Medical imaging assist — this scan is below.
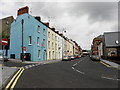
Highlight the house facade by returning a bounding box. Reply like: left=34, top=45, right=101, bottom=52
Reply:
left=0, top=16, right=14, bottom=54
left=9, top=7, right=47, bottom=61
left=47, top=28, right=56, bottom=60
left=103, top=32, right=120, bottom=60
left=55, top=31, right=62, bottom=60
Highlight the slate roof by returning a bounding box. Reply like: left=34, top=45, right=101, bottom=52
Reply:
left=104, top=32, right=120, bottom=47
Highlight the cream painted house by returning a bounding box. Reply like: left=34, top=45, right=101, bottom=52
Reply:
left=47, top=28, right=56, bottom=60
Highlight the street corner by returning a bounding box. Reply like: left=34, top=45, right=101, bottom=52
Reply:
left=4, top=67, right=24, bottom=89
left=1, top=66, right=19, bottom=89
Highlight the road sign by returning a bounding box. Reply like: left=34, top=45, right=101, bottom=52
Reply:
left=1, top=38, right=8, bottom=45
left=23, top=46, right=26, bottom=51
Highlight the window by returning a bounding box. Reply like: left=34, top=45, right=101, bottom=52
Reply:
left=43, top=29, right=45, bottom=33
left=42, top=39, right=45, bottom=47
left=37, top=25, right=40, bottom=33
left=48, top=32, right=50, bottom=38
left=55, top=36, right=57, bottom=41
left=28, top=36, right=32, bottom=45
left=6, top=20, right=8, bottom=23
left=37, top=37, right=40, bottom=45
left=38, top=50, right=40, bottom=59
left=52, top=34, right=53, bottom=40
left=49, top=51, right=51, bottom=59
left=48, top=41, right=50, bottom=49
left=52, top=42, right=54, bottom=49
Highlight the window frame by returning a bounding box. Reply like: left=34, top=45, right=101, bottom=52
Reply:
left=28, top=36, right=32, bottom=45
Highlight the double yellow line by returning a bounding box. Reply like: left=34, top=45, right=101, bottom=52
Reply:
left=4, top=67, right=24, bottom=89
left=100, top=61, right=111, bottom=67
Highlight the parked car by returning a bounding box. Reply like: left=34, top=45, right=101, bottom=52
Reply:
left=90, top=55, right=100, bottom=61
left=70, top=56, right=75, bottom=60
left=0, top=52, right=9, bottom=62
left=62, top=56, right=71, bottom=61
left=74, top=55, right=81, bottom=59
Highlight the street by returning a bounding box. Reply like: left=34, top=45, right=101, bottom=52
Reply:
left=9, top=56, right=119, bottom=88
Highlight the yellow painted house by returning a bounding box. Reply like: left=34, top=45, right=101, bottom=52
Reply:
left=47, top=28, right=56, bottom=60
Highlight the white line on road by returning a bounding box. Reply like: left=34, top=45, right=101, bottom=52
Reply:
left=101, top=76, right=120, bottom=81
left=73, top=63, right=77, bottom=67
left=72, top=59, right=85, bottom=75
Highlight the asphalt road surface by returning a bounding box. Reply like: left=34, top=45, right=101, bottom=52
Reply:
left=13, top=56, right=119, bottom=88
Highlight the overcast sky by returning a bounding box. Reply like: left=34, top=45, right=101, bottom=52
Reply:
left=0, top=0, right=119, bottom=50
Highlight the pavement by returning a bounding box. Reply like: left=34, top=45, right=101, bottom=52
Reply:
left=0, top=66, right=18, bottom=89
left=100, top=59, right=120, bottom=70
left=8, top=59, right=61, bottom=64
left=0, top=59, right=62, bottom=89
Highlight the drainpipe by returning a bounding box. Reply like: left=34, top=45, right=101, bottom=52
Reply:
left=21, top=19, right=24, bottom=62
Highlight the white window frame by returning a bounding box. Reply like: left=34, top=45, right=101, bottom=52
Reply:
left=38, top=50, right=40, bottom=59
left=37, top=25, right=40, bottom=33
left=28, top=36, right=32, bottom=45
left=37, top=37, right=40, bottom=45
left=48, top=41, right=50, bottom=49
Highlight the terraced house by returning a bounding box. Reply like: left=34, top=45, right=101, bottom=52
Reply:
left=9, top=6, right=82, bottom=61
left=9, top=6, right=47, bottom=61
left=47, top=27, right=56, bottom=60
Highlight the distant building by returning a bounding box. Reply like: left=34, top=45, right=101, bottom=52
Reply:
left=0, top=16, right=14, bottom=55
left=91, top=32, right=120, bottom=60
left=91, top=35, right=104, bottom=56
left=9, top=6, right=47, bottom=61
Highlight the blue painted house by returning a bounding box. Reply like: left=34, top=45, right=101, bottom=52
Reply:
left=9, top=6, right=48, bottom=61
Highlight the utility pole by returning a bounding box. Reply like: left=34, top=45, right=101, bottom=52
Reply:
left=22, top=19, right=24, bottom=62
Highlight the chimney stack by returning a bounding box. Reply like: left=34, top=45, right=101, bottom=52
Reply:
left=17, top=6, right=29, bottom=16
left=44, top=22, right=49, bottom=27
left=35, top=16, right=41, bottom=22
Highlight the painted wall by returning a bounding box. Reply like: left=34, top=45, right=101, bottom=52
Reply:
left=9, top=13, right=47, bottom=61
left=47, top=28, right=56, bottom=60
left=55, top=33, right=62, bottom=60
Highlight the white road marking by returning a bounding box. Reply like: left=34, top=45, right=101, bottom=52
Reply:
left=76, top=69, right=85, bottom=74
left=102, top=76, right=120, bottom=81
left=72, top=59, right=85, bottom=75
left=32, top=64, right=35, bottom=67
left=25, top=66, right=28, bottom=69
left=73, top=63, right=77, bottom=67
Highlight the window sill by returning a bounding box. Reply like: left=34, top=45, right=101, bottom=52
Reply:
left=37, top=45, right=40, bottom=46
left=28, top=44, right=32, bottom=46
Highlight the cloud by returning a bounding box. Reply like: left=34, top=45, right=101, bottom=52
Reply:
left=0, top=1, right=118, bottom=49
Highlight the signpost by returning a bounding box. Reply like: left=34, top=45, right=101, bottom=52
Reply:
left=23, top=46, right=26, bottom=53
left=1, top=38, right=8, bottom=45
left=1, top=38, right=8, bottom=69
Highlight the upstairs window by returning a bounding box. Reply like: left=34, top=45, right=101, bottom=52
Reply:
left=37, top=37, right=40, bottom=45
left=48, top=41, right=50, bottom=49
left=28, top=36, right=32, bottom=45
left=48, top=32, right=50, bottom=38
left=37, top=25, right=40, bottom=33
left=43, top=29, right=45, bottom=35
left=38, top=50, right=40, bottom=59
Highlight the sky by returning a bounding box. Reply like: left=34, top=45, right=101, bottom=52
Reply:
left=0, top=0, right=119, bottom=50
